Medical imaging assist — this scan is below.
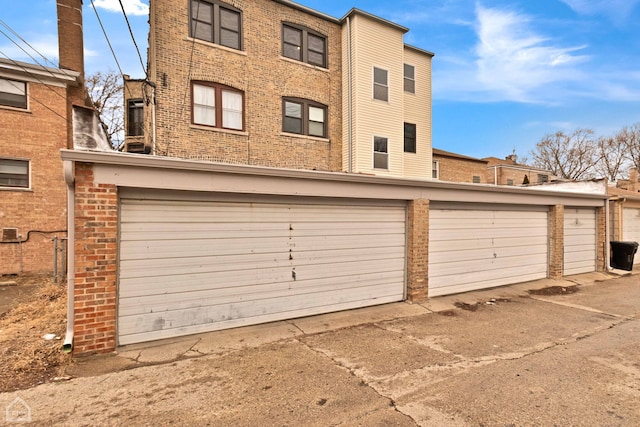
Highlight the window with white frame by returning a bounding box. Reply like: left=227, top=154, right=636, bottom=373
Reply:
left=432, top=160, right=439, bottom=179
left=0, top=159, right=29, bottom=188
left=192, top=82, right=244, bottom=130
left=404, top=64, right=415, bottom=94
left=190, top=0, right=242, bottom=50
left=373, top=67, right=388, bottom=101
left=373, top=136, right=388, bottom=169
left=0, top=78, right=27, bottom=109
left=282, top=98, right=327, bottom=138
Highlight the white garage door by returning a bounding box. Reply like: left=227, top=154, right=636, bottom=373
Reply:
left=429, top=205, right=548, bottom=297
left=118, top=197, right=406, bottom=345
left=622, top=208, right=640, bottom=265
left=564, top=208, right=597, bottom=275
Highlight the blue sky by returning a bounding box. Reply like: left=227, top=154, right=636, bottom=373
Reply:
left=2, top=0, right=639, bottom=160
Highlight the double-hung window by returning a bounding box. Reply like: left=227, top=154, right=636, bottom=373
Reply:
left=192, top=82, right=244, bottom=130
left=127, top=99, right=144, bottom=136
left=190, top=0, right=242, bottom=50
left=0, top=159, right=29, bottom=188
left=404, top=64, right=415, bottom=94
left=373, top=67, right=388, bottom=102
left=0, top=78, right=27, bottom=109
left=282, top=98, right=327, bottom=138
left=432, top=161, right=439, bottom=179
left=373, top=136, right=389, bottom=169
left=282, top=23, right=327, bottom=68
left=404, top=123, right=416, bottom=153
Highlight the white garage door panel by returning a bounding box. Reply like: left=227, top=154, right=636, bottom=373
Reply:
left=118, top=199, right=406, bottom=345
left=564, top=208, right=596, bottom=275
left=623, top=208, right=640, bottom=264
left=429, top=208, right=548, bottom=297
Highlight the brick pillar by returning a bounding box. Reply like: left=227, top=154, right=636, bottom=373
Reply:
left=73, top=163, right=118, bottom=355
left=596, top=206, right=606, bottom=272
left=406, top=199, right=429, bottom=301
left=548, top=205, right=564, bottom=279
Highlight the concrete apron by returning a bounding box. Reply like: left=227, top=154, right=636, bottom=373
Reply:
left=73, top=271, right=621, bottom=368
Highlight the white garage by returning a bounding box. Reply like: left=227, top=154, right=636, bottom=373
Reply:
left=429, top=204, right=549, bottom=297
left=117, top=194, right=406, bottom=345
left=622, top=208, right=640, bottom=265
left=564, top=208, right=597, bottom=275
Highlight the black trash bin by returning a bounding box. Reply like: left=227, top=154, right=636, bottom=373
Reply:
left=610, top=241, right=639, bottom=271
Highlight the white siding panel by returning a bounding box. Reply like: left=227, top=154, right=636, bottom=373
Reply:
left=429, top=209, right=548, bottom=296
left=564, top=208, right=596, bottom=275
left=118, top=199, right=406, bottom=345
left=622, top=208, right=640, bottom=265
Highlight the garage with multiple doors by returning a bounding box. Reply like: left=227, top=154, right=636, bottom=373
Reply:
left=117, top=192, right=407, bottom=345
left=428, top=203, right=549, bottom=297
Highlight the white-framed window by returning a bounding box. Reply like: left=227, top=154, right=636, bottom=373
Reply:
left=0, top=158, right=29, bottom=188
left=373, top=67, right=388, bottom=102
left=373, top=136, right=388, bottom=169
left=0, top=78, right=27, bottom=109
left=432, top=160, right=439, bottom=179
left=190, top=0, right=242, bottom=50
left=404, top=64, right=415, bottom=94
left=192, top=81, right=244, bottom=130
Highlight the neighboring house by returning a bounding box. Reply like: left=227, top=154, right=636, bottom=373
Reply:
left=615, top=167, right=640, bottom=193
left=484, top=155, right=557, bottom=186
left=122, top=0, right=434, bottom=179
left=432, top=148, right=488, bottom=183
left=0, top=0, right=89, bottom=276
left=610, top=169, right=640, bottom=267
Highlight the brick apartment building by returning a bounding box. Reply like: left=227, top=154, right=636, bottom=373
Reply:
left=123, top=0, right=434, bottom=179
left=432, top=148, right=488, bottom=183
left=0, top=0, right=89, bottom=276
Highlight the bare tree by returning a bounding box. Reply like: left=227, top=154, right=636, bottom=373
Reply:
left=85, top=70, right=124, bottom=147
left=619, top=123, right=640, bottom=171
left=530, top=129, right=597, bottom=180
left=594, top=134, right=630, bottom=181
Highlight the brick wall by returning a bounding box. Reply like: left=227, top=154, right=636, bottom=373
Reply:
left=406, top=199, right=429, bottom=300
left=596, top=206, right=606, bottom=271
left=0, top=82, right=68, bottom=275
left=548, top=205, right=564, bottom=279
left=149, top=0, right=342, bottom=171
left=72, top=163, right=118, bottom=355
left=435, top=155, right=487, bottom=183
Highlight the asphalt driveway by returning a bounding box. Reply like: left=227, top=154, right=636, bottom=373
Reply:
left=2, top=272, right=639, bottom=426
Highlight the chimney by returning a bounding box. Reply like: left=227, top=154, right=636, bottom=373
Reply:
left=630, top=168, right=639, bottom=192
left=57, top=0, right=90, bottom=148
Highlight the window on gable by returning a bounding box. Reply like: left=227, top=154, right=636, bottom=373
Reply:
left=373, top=136, right=388, bottom=169
left=282, top=98, right=327, bottom=138
left=282, top=23, right=327, bottom=68
left=192, top=81, right=244, bottom=130
left=404, top=64, right=415, bottom=94
left=0, top=78, right=27, bottom=109
left=190, top=0, right=242, bottom=50
left=0, top=159, right=29, bottom=188
left=432, top=160, right=439, bottom=179
left=404, top=123, right=416, bottom=153
left=127, top=99, right=144, bottom=136
left=373, top=67, right=388, bottom=101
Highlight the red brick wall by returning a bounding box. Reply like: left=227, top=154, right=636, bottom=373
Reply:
left=406, top=199, right=429, bottom=300
left=72, top=163, right=118, bottom=355
left=548, top=205, right=564, bottom=279
left=434, top=155, right=487, bottom=184
left=0, top=82, right=68, bottom=275
left=596, top=206, right=606, bottom=272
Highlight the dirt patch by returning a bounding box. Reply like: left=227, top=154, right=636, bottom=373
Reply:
left=0, top=276, right=72, bottom=392
left=454, top=302, right=480, bottom=312
left=453, top=298, right=512, bottom=312
left=437, top=309, right=458, bottom=317
left=528, top=285, right=579, bottom=296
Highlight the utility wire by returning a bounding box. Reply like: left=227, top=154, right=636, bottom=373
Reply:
left=0, top=19, right=59, bottom=69
left=117, top=0, right=147, bottom=77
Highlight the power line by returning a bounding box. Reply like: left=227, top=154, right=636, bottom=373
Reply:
left=117, top=0, right=147, bottom=77
left=0, top=19, right=58, bottom=69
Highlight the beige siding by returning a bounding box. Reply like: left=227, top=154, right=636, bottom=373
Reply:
left=402, top=47, right=432, bottom=179
left=348, top=14, right=405, bottom=177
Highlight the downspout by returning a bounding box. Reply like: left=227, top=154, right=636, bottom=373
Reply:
left=494, top=166, right=497, bottom=185
left=346, top=16, right=353, bottom=173
left=62, top=160, right=75, bottom=353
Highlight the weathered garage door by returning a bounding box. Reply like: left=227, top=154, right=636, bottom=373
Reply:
left=118, top=197, right=406, bottom=345
left=564, top=208, right=597, bottom=275
left=622, top=208, right=640, bottom=265
left=429, top=205, right=548, bottom=297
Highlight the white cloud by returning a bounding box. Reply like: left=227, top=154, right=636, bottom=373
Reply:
left=92, top=0, right=149, bottom=16
left=559, top=0, right=640, bottom=22
left=473, top=5, right=590, bottom=102
left=0, top=38, right=59, bottom=66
